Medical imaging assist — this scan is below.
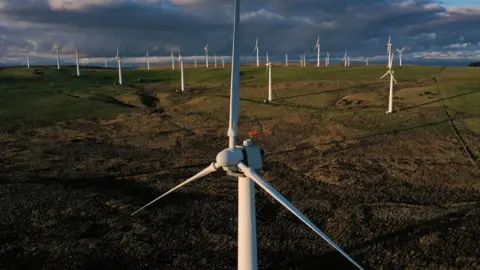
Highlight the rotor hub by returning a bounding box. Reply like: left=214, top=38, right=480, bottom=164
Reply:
left=216, top=148, right=244, bottom=171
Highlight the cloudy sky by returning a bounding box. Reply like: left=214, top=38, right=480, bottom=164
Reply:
left=0, top=0, right=479, bottom=65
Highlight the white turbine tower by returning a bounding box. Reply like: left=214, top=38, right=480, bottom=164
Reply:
left=396, top=47, right=405, bottom=67
left=314, top=34, right=321, bottom=67
left=300, top=54, right=303, bottom=67
left=178, top=52, right=185, bottom=92
left=254, top=38, right=260, bottom=67
left=266, top=52, right=269, bottom=64
left=25, top=49, right=30, bottom=68
left=381, top=48, right=397, bottom=114
left=194, top=54, right=197, bottom=68
left=215, top=54, right=218, bottom=68
left=285, top=53, right=288, bottom=67
left=146, top=49, right=150, bottom=70
left=343, top=51, right=347, bottom=67
left=53, top=44, right=61, bottom=70
left=131, top=1, right=364, bottom=270
left=222, top=56, right=225, bottom=68
left=326, top=53, right=330, bottom=67
left=104, top=59, right=108, bottom=68
left=116, top=45, right=123, bottom=85
left=170, top=48, right=175, bottom=70
left=365, top=57, right=369, bottom=66
left=303, top=54, right=306, bottom=67
left=73, top=48, right=80, bottom=76
left=265, top=61, right=272, bottom=102
left=347, top=56, right=351, bottom=67
left=204, top=44, right=209, bottom=68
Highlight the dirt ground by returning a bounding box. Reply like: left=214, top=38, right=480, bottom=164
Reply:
left=1, top=96, right=480, bottom=270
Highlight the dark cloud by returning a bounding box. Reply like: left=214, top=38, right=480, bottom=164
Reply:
left=0, top=0, right=479, bottom=64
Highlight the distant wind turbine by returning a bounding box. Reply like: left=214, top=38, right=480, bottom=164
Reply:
left=222, top=56, right=225, bottom=68
left=347, top=56, right=351, bottom=67
left=381, top=43, right=397, bottom=114
left=254, top=38, right=260, bottom=67
left=178, top=52, right=185, bottom=92
left=314, top=34, right=321, bottom=67
left=387, top=36, right=392, bottom=67
left=53, top=43, right=61, bottom=70
left=215, top=54, right=217, bottom=68
left=104, top=59, right=108, bottom=68
left=285, top=53, right=288, bottom=67
left=303, top=54, right=306, bottom=67
left=25, top=49, right=30, bottom=68
left=396, top=47, right=405, bottom=67
left=170, top=48, right=175, bottom=70
left=265, top=61, right=272, bottom=102
left=266, top=52, right=269, bottom=64
left=326, top=53, right=330, bottom=67
left=204, top=44, right=209, bottom=68
left=342, top=51, right=347, bottom=67
left=145, top=49, right=150, bottom=70
left=116, top=45, right=123, bottom=85
left=194, top=54, right=197, bottom=68
left=365, top=57, right=369, bottom=66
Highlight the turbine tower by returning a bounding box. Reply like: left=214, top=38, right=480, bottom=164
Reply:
left=326, top=53, right=330, bottom=67
left=365, top=57, right=369, bottom=66
left=178, top=52, right=185, bottom=92
left=222, top=56, right=225, bottom=68
left=170, top=48, right=175, bottom=70
left=343, top=51, right=347, bottom=67
left=347, top=56, right=351, bottom=67
left=146, top=49, right=150, bottom=70
left=300, top=54, right=303, bottom=67
left=253, top=38, right=260, bottom=67
left=104, top=59, right=108, bottom=68
left=73, top=48, right=80, bottom=76
left=396, top=47, right=405, bottom=67
left=266, top=52, right=269, bottom=64
left=204, top=44, right=209, bottom=68
left=25, top=49, right=30, bottom=68
left=215, top=54, right=217, bottom=68
left=303, top=54, right=306, bottom=67
left=53, top=44, right=61, bottom=70
left=314, top=34, right=321, bottom=67
left=194, top=54, right=197, bottom=68
left=381, top=47, right=397, bottom=114
left=131, top=1, right=364, bottom=270
left=116, top=45, right=123, bottom=85
left=265, top=61, right=272, bottom=102
left=285, top=53, right=288, bottom=67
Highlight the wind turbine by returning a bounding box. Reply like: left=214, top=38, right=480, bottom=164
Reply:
left=396, top=47, right=405, bottom=67
left=300, top=54, right=303, bottom=67
left=326, top=53, right=330, bottom=67
left=25, top=49, right=30, bottom=68
left=73, top=48, right=80, bottom=76
left=342, top=51, right=347, bottom=67
left=266, top=52, right=269, bottom=64
left=265, top=61, right=272, bottom=102
left=146, top=49, right=150, bottom=70
left=104, top=59, right=108, bottom=68
left=303, top=54, right=306, bottom=67
left=215, top=54, right=218, bottom=68
left=204, top=44, right=209, bottom=68
left=170, top=48, right=175, bottom=70
left=53, top=43, right=61, bottom=70
left=347, top=56, right=351, bottom=67
left=253, top=38, right=260, bottom=67
left=314, top=34, right=321, bottom=67
left=116, top=45, right=123, bottom=85
left=194, top=54, right=197, bottom=68
left=222, top=56, right=225, bottom=68
left=381, top=49, right=397, bottom=114
left=365, top=57, right=369, bottom=66
left=131, top=1, right=364, bottom=270
left=285, top=53, right=288, bottom=67
left=178, top=52, right=185, bottom=92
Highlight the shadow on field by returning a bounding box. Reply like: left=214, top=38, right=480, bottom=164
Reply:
left=395, top=89, right=480, bottom=112
left=268, top=115, right=476, bottom=157
left=275, top=82, right=384, bottom=101
left=263, top=250, right=360, bottom=270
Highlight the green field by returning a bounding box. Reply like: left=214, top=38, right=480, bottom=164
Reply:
left=1, top=64, right=480, bottom=269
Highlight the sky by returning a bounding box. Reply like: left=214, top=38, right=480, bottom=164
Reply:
left=0, top=0, right=479, bottom=65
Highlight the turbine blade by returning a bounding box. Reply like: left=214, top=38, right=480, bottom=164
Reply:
left=238, top=163, right=363, bottom=270
left=392, top=75, right=398, bottom=84
left=131, top=162, right=218, bottom=216
left=116, top=46, right=119, bottom=57
left=380, top=72, right=389, bottom=80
